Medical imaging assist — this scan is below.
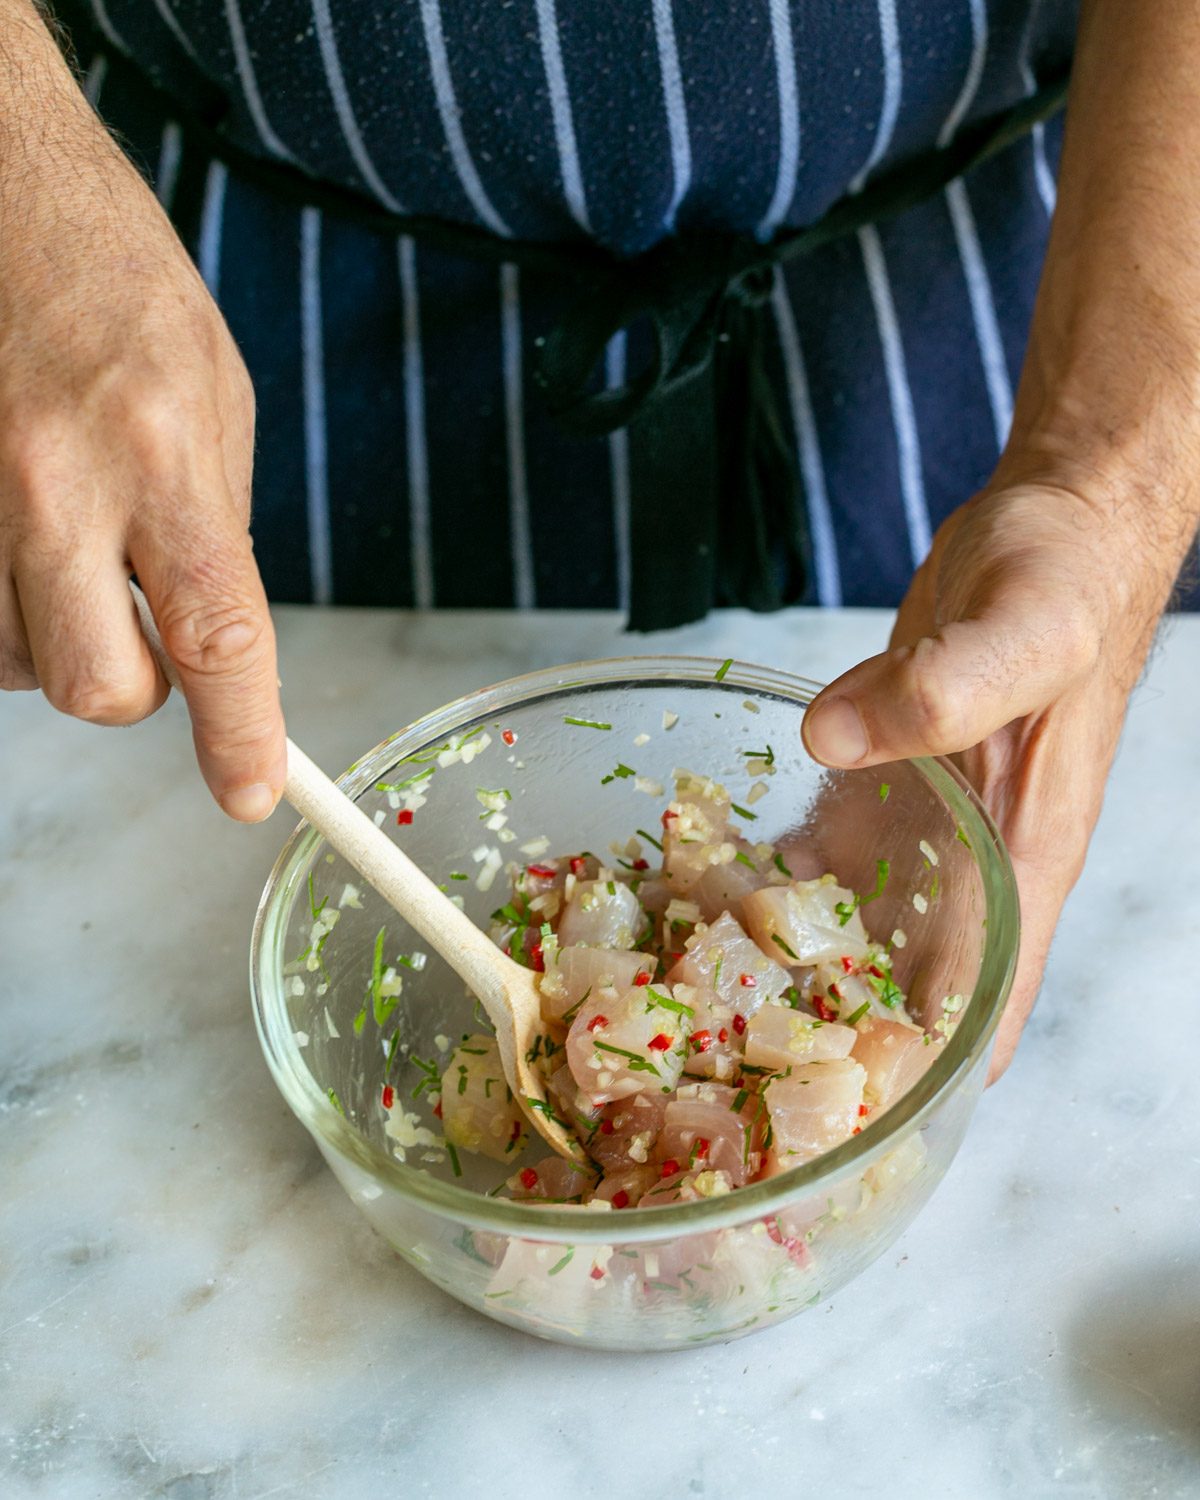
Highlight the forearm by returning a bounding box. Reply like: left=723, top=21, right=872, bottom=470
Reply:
left=1004, top=0, right=1200, bottom=595
left=0, top=1, right=143, bottom=262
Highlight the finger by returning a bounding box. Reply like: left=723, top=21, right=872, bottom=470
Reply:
left=132, top=506, right=285, bottom=822
left=15, top=541, right=168, bottom=723
left=986, top=851, right=1063, bottom=1084
left=0, top=571, right=38, bottom=691
left=801, top=600, right=1098, bottom=768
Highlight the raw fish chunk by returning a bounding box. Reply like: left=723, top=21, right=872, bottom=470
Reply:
left=851, top=1017, right=938, bottom=1111
left=806, top=952, right=908, bottom=1025
left=662, top=770, right=734, bottom=893
left=589, top=1164, right=659, bottom=1207
left=638, top=1167, right=735, bottom=1207
left=440, top=1036, right=527, bottom=1162
left=763, top=1059, right=867, bottom=1165
left=677, top=910, right=790, bottom=1013
left=743, top=876, right=872, bottom=967
left=538, top=945, right=649, bottom=1025
left=545, top=1062, right=604, bottom=1138
left=589, top=1091, right=670, bottom=1171
left=558, top=878, right=646, bottom=950
left=677, top=986, right=742, bottom=1083
left=656, top=1082, right=764, bottom=1187
left=688, top=838, right=777, bottom=924
left=506, top=1154, right=597, bottom=1203
left=743, top=1006, right=857, bottom=1070
left=566, top=984, right=693, bottom=1104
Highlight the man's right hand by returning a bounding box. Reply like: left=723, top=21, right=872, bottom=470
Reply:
left=0, top=0, right=285, bottom=821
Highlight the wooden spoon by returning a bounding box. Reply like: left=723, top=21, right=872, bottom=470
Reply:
left=132, top=586, right=586, bottom=1165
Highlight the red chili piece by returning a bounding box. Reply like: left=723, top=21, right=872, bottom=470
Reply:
left=529, top=942, right=545, bottom=972
left=738, top=973, right=757, bottom=989
left=589, top=1266, right=606, bottom=1281
left=396, top=809, right=413, bottom=825
left=632, top=858, right=650, bottom=872
left=660, top=1158, right=680, bottom=1177
left=381, top=1085, right=395, bottom=1109
left=812, top=995, right=838, bottom=1023
left=510, top=1119, right=522, bottom=1140
left=858, top=1104, right=870, bottom=1117
left=526, top=863, right=557, bottom=879
left=501, top=728, right=516, bottom=746
left=433, top=1100, right=443, bottom=1118
left=611, top=1189, right=630, bottom=1209
left=732, top=1013, right=747, bottom=1036
left=633, top=972, right=651, bottom=987
left=661, top=809, right=678, bottom=828
left=694, top=1137, right=710, bottom=1158
left=587, top=1014, right=609, bottom=1033
left=868, top=965, right=885, bottom=979
left=519, top=1168, right=539, bottom=1190
left=841, top=955, right=855, bottom=974
left=829, top=982, right=843, bottom=1001
left=690, top=1029, right=713, bottom=1053
left=569, top=856, right=587, bottom=875
left=598, top=1118, right=614, bottom=1135
left=852, top=1126, right=862, bottom=1135
left=647, top=1033, right=673, bottom=1051
left=717, top=1027, right=729, bottom=1043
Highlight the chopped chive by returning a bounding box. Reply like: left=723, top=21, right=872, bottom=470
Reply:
left=449, top=872, right=469, bottom=881
left=646, top=989, right=695, bottom=1018
left=524, top=1096, right=572, bottom=1128
left=384, top=1030, right=402, bottom=1078
left=879, top=782, right=891, bottom=803
left=307, top=870, right=326, bottom=922
left=845, top=1000, right=871, bottom=1026
left=731, top=1088, right=750, bottom=1113
left=600, top=763, right=637, bottom=785
left=861, top=858, right=891, bottom=906
left=771, top=933, right=799, bottom=960
left=352, top=1004, right=367, bottom=1036
left=734, top=852, right=757, bottom=871
left=730, top=803, right=758, bottom=821
left=636, top=827, right=664, bottom=852
left=548, top=1248, right=576, bottom=1276
left=956, top=825, right=973, bottom=850
left=410, top=1056, right=441, bottom=1098
left=375, top=765, right=436, bottom=793
left=773, top=853, right=792, bottom=878
left=740, top=745, right=775, bottom=766
left=446, top=1142, right=463, bottom=1177
left=593, top=1040, right=662, bottom=1076
left=714, top=658, right=733, bottom=681
left=327, top=1087, right=345, bottom=1116
left=564, top=717, right=612, bottom=730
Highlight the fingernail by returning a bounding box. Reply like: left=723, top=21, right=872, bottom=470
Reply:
left=804, top=697, right=868, bottom=766
left=220, top=782, right=276, bottom=822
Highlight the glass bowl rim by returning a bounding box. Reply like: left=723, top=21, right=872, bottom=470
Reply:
left=250, top=654, right=1018, bottom=1243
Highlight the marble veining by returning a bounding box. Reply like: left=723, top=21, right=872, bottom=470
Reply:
left=2, top=607, right=1198, bottom=1499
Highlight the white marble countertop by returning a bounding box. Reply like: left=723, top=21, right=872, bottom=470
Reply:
left=2, top=606, right=1198, bottom=1500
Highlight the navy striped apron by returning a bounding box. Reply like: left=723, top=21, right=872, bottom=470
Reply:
left=49, top=3, right=1197, bottom=615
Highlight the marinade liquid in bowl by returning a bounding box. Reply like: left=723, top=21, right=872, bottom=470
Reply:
left=250, top=657, right=1017, bottom=1351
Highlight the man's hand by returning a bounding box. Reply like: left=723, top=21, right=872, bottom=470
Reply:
left=804, top=0, right=1200, bottom=1077
left=802, top=481, right=1167, bottom=1079
left=0, top=0, right=284, bottom=820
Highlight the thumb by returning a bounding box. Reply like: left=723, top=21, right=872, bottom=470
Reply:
left=802, top=608, right=1095, bottom=767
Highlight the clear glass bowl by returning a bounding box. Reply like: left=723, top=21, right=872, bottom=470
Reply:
left=250, top=657, right=1017, bottom=1351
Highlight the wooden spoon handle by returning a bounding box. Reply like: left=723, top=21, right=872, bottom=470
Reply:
left=129, top=583, right=515, bottom=1019
left=282, top=741, right=513, bottom=1007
